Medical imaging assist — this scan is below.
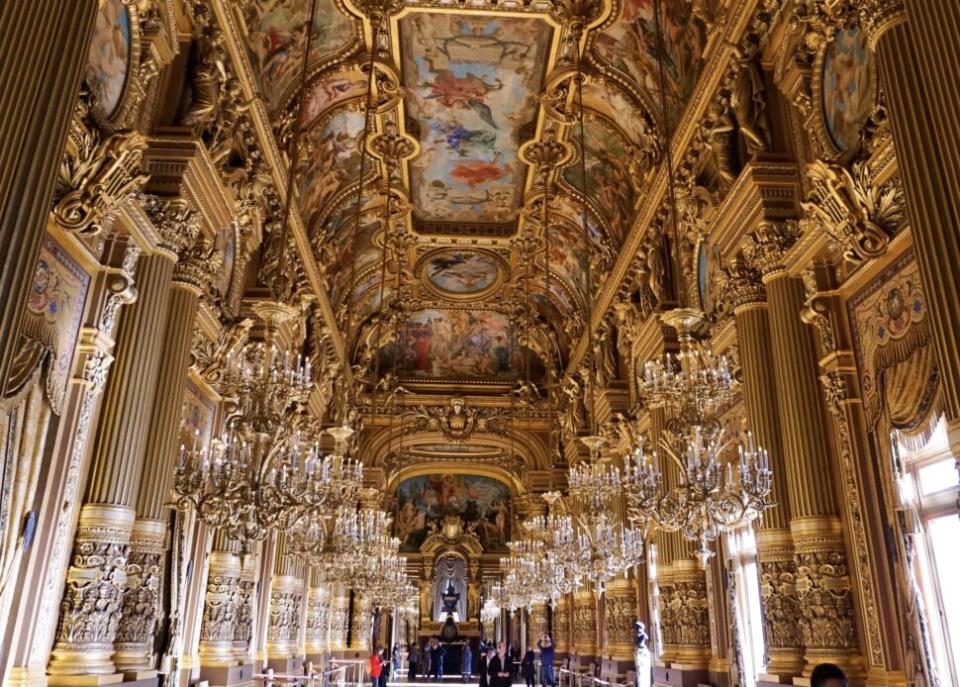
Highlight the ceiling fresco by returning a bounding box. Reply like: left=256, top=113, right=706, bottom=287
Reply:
left=237, top=0, right=720, bottom=387
left=243, top=0, right=357, bottom=110
left=399, top=13, right=553, bottom=231
left=592, top=0, right=706, bottom=124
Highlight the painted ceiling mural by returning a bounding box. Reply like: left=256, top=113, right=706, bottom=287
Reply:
left=593, top=0, right=706, bottom=125
left=243, top=0, right=355, bottom=110
left=400, top=13, right=552, bottom=230
left=395, top=474, right=511, bottom=552
left=376, top=308, right=546, bottom=380
left=239, top=0, right=718, bottom=385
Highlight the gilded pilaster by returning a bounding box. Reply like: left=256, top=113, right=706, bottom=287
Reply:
left=234, top=553, right=258, bottom=664
left=862, top=0, right=960, bottom=464
left=726, top=257, right=803, bottom=679
left=49, top=250, right=177, bottom=680
left=659, top=560, right=711, bottom=669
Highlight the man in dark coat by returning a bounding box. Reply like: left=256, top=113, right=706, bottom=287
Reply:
left=488, top=641, right=512, bottom=687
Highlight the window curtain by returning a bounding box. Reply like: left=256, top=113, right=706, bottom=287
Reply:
left=433, top=556, right=467, bottom=621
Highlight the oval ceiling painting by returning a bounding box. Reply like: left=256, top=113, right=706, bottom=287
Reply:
left=85, top=0, right=132, bottom=121
left=422, top=249, right=503, bottom=299
left=821, top=26, right=876, bottom=153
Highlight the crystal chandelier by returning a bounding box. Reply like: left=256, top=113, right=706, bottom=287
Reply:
left=173, top=304, right=314, bottom=543
left=500, top=539, right=545, bottom=611
left=521, top=507, right=582, bottom=602
left=625, top=311, right=774, bottom=567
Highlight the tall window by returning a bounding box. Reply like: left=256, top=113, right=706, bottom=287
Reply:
left=725, top=526, right=765, bottom=686
left=896, top=418, right=960, bottom=684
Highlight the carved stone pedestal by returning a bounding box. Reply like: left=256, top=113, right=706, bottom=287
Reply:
left=114, top=519, right=166, bottom=673
left=199, top=551, right=243, bottom=668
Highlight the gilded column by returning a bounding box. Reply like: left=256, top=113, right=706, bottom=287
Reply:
left=199, top=532, right=244, bottom=668
left=267, top=535, right=305, bottom=666
left=861, top=0, right=960, bottom=459
left=602, top=577, right=638, bottom=672
left=552, top=595, right=572, bottom=655
left=665, top=560, right=711, bottom=670
left=329, top=588, right=349, bottom=653
left=350, top=594, right=373, bottom=654
left=305, top=571, right=331, bottom=661
left=725, top=257, right=803, bottom=680
left=572, top=589, right=597, bottom=661
left=529, top=603, right=549, bottom=647
left=234, top=553, right=259, bottom=664
left=48, top=248, right=178, bottom=680
left=746, top=223, right=860, bottom=677
left=0, top=1, right=98, bottom=390
left=115, top=222, right=207, bottom=672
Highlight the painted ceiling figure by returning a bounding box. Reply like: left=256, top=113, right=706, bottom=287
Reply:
left=423, top=68, right=502, bottom=129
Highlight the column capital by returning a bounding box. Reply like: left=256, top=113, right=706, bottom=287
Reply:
left=143, top=195, right=202, bottom=259
left=859, top=0, right=907, bottom=49
left=723, top=256, right=766, bottom=312
left=742, top=220, right=800, bottom=280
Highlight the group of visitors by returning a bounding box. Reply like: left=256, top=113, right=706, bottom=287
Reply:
left=478, top=635, right=555, bottom=687
left=406, top=639, right=448, bottom=681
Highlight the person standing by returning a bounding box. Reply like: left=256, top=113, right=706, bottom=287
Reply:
left=408, top=643, right=420, bottom=681
left=461, top=643, right=473, bottom=683
left=370, top=647, right=385, bottom=687
left=382, top=649, right=392, bottom=687
left=423, top=641, right=432, bottom=680
left=537, top=635, right=555, bottom=687
left=479, top=646, right=494, bottom=687
left=434, top=641, right=447, bottom=681
left=393, top=644, right=402, bottom=678
left=811, top=664, right=847, bottom=687
left=520, top=647, right=535, bottom=687
left=488, top=641, right=512, bottom=687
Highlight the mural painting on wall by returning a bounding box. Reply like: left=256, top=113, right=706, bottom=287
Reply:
left=85, top=0, right=131, bottom=121
left=423, top=249, right=502, bottom=296
left=594, top=0, right=706, bottom=123
left=401, top=13, right=552, bottom=226
left=28, top=236, right=91, bottom=413
left=325, top=213, right=383, bottom=305
left=544, top=219, right=589, bottom=306
left=820, top=26, right=876, bottom=153
left=180, top=378, right=217, bottom=455
left=848, top=253, right=932, bottom=431
left=376, top=309, right=545, bottom=380
left=299, top=110, right=367, bottom=228
left=244, top=0, right=353, bottom=109
left=395, top=474, right=511, bottom=552
left=563, top=117, right=638, bottom=245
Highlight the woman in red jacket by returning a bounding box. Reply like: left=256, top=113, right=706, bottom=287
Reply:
left=370, top=647, right=384, bottom=687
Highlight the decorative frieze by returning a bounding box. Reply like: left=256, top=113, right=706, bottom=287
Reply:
left=114, top=519, right=166, bottom=670
left=199, top=550, right=242, bottom=666
left=267, top=575, right=303, bottom=657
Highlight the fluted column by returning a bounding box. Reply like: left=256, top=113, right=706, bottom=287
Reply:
left=0, top=1, right=98, bottom=390
left=48, top=250, right=177, bottom=680
left=861, top=0, right=960, bottom=459
left=199, top=531, right=244, bottom=668
left=747, top=225, right=861, bottom=678
left=115, top=236, right=206, bottom=672
left=726, top=258, right=803, bottom=680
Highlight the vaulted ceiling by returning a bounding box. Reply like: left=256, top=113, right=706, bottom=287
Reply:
left=239, top=0, right=707, bottom=390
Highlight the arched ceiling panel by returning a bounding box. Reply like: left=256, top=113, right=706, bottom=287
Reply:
left=592, top=0, right=706, bottom=125
left=242, top=0, right=358, bottom=110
